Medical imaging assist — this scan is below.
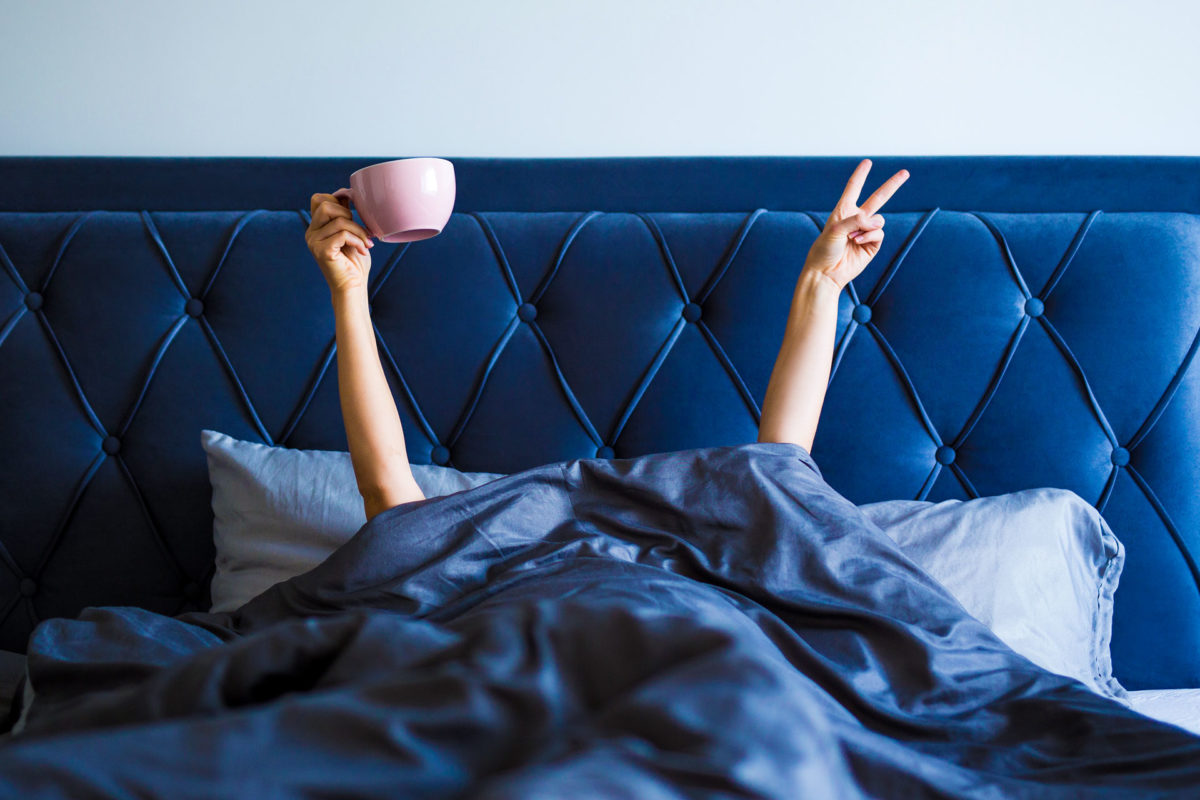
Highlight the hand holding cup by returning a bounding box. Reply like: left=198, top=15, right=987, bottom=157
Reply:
left=305, top=157, right=457, bottom=294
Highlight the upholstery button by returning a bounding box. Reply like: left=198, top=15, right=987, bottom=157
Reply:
left=852, top=304, right=872, bottom=324
left=682, top=302, right=702, bottom=323
left=25, top=291, right=43, bottom=311
left=19, top=578, right=36, bottom=597
left=935, top=445, right=956, bottom=465
left=431, top=445, right=451, bottom=465
left=596, top=445, right=615, bottom=459
left=185, top=297, right=205, bottom=318
left=1024, top=297, right=1044, bottom=317
left=1111, top=447, right=1131, bottom=467
left=102, top=435, right=121, bottom=455
left=517, top=302, right=537, bottom=322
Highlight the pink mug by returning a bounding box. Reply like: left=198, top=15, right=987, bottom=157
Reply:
left=333, top=157, right=456, bottom=243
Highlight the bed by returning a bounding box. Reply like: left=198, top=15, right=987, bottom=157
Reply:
left=1, top=155, right=1199, bottom=796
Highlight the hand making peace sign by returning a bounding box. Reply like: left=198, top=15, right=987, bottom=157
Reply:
left=803, top=159, right=910, bottom=291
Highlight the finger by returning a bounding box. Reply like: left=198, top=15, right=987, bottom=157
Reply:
left=310, top=192, right=340, bottom=214
left=306, top=218, right=370, bottom=252
left=341, top=230, right=369, bottom=258
left=850, top=228, right=885, bottom=246
left=859, top=169, right=911, bottom=216
left=317, top=198, right=353, bottom=223
left=834, top=159, right=873, bottom=211
left=826, top=210, right=884, bottom=238
left=318, top=228, right=370, bottom=258
left=309, top=198, right=355, bottom=230
left=313, top=215, right=374, bottom=246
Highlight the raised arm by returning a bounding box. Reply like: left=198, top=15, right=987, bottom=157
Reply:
left=757, top=159, right=909, bottom=452
left=305, top=193, right=425, bottom=519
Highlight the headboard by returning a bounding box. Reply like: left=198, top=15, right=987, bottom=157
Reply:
left=2, top=156, right=1198, bottom=690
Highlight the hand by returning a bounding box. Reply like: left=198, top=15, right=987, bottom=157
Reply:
left=802, top=159, right=910, bottom=291
left=305, top=192, right=375, bottom=294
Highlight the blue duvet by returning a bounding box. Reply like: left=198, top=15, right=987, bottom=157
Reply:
left=2, top=443, right=1198, bottom=798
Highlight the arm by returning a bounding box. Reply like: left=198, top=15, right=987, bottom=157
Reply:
left=306, top=193, right=425, bottom=520
left=331, top=286, right=425, bottom=517
left=757, top=271, right=841, bottom=451
left=758, top=159, right=910, bottom=452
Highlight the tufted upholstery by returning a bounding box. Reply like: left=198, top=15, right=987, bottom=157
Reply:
left=1, top=157, right=1198, bottom=690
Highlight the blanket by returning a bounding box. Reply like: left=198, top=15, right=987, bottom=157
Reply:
left=2, top=443, right=1198, bottom=798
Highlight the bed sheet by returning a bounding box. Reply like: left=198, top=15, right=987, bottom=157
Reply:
left=4, top=443, right=1200, bottom=798
left=7, top=657, right=1197, bottom=743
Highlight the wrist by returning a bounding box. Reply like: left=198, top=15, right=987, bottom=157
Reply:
left=795, top=269, right=843, bottom=305
left=330, top=284, right=370, bottom=309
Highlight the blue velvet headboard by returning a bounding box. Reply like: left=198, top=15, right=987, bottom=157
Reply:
left=2, top=156, right=1198, bottom=690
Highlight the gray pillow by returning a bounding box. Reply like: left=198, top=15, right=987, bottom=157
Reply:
left=861, top=491, right=1128, bottom=703
left=201, top=430, right=502, bottom=614
left=201, top=430, right=1127, bottom=701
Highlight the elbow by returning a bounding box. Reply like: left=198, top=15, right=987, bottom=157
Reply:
left=756, top=421, right=815, bottom=453
left=361, top=493, right=388, bottom=522
left=360, top=479, right=425, bottom=521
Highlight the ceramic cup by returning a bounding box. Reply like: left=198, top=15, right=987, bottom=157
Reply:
left=333, top=157, right=456, bottom=243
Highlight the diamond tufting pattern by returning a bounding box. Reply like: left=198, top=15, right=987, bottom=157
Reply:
left=1, top=204, right=1198, bottom=690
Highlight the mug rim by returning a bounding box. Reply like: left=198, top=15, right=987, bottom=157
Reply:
left=350, top=157, right=453, bottom=180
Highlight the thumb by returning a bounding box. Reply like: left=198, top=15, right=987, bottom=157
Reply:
left=825, top=210, right=883, bottom=239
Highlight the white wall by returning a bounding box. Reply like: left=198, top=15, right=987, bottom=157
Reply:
left=2, top=0, right=1196, bottom=157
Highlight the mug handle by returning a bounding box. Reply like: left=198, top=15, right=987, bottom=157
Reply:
left=332, top=187, right=378, bottom=239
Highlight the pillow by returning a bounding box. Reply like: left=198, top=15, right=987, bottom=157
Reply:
left=201, top=430, right=1127, bottom=701
left=860, top=492, right=1128, bottom=702
left=200, top=430, right=502, bottom=614
left=0, top=649, right=27, bottom=736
